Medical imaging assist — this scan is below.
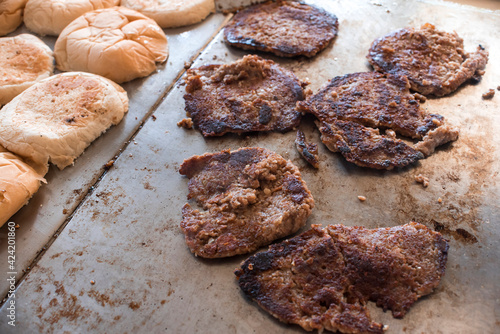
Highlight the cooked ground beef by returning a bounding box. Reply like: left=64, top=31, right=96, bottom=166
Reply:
left=368, top=23, right=488, bottom=96
left=183, top=55, right=306, bottom=136
left=235, top=222, right=449, bottom=333
left=179, top=147, right=314, bottom=258
left=297, top=72, right=459, bottom=169
left=223, top=0, right=338, bottom=58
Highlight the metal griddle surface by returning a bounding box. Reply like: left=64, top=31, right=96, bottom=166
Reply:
left=0, top=0, right=499, bottom=333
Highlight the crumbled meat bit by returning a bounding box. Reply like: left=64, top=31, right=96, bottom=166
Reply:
left=90, top=280, right=95, bottom=285
left=184, top=61, right=192, bottom=69
left=104, top=160, right=115, bottom=170
left=151, top=115, right=157, bottom=121
left=414, top=93, right=426, bottom=103
left=358, top=195, right=367, bottom=201
left=388, top=101, right=398, bottom=107
left=482, top=89, right=495, bottom=99
left=177, top=118, right=193, bottom=129
left=295, top=130, right=320, bottom=168
left=415, top=174, right=429, bottom=187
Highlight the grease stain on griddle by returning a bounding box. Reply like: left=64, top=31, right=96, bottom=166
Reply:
left=432, top=221, right=478, bottom=244
left=395, top=132, right=495, bottom=244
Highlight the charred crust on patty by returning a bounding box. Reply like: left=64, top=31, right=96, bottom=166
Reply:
left=223, top=0, right=338, bottom=58
left=183, top=55, right=306, bottom=137
left=367, top=23, right=489, bottom=96
left=297, top=72, right=459, bottom=169
left=235, top=222, right=449, bottom=333
left=179, top=147, right=314, bottom=258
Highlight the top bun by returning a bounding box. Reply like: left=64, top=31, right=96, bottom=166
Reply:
left=0, top=34, right=54, bottom=106
left=54, top=6, right=169, bottom=83
left=24, top=0, right=120, bottom=36
left=0, top=0, right=28, bottom=36
left=0, top=72, right=129, bottom=169
left=121, top=0, right=215, bottom=28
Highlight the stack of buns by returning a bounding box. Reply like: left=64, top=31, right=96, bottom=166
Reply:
left=0, top=71, right=129, bottom=226
left=0, top=0, right=188, bottom=223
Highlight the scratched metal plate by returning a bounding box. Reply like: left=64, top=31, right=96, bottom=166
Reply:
left=0, top=0, right=499, bottom=333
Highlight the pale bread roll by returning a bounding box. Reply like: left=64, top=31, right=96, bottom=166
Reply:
left=0, top=145, right=47, bottom=227
left=0, top=0, right=28, bottom=36
left=0, top=72, right=129, bottom=169
left=121, top=0, right=215, bottom=28
left=24, top=0, right=120, bottom=36
left=0, top=34, right=54, bottom=106
left=54, top=7, right=169, bottom=83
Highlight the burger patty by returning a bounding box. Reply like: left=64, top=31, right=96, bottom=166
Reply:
left=223, top=0, right=338, bottom=58
left=235, top=222, right=449, bottom=334
left=297, top=72, right=459, bottom=169
left=367, top=23, right=489, bottom=97
left=183, top=55, right=306, bottom=136
left=179, top=147, right=314, bottom=258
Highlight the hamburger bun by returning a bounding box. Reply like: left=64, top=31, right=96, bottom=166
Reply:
left=0, top=0, right=28, bottom=36
left=121, top=0, right=215, bottom=28
left=0, top=72, right=129, bottom=169
left=54, top=6, right=169, bottom=83
left=23, top=0, right=120, bottom=36
left=0, top=145, right=47, bottom=227
left=0, top=33, right=54, bottom=106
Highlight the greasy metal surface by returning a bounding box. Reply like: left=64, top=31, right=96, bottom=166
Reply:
left=1, top=0, right=499, bottom=333
left=0, top=13, right=229, bottom=297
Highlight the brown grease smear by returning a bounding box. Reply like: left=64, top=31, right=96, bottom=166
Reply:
left=395, top=132, right=495, bottom=244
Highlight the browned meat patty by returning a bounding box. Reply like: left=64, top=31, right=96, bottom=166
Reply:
left=179, top=147, right=314, bottom=258
left=297, top=72, right=459, bottom=169
left=223, top=0, right=338, bottom=58
left=235, top=222, right=449, bottom=333
left=295, top=130, right=319, bottom=168
left=184, top=55, right=306, bottom=137
left=368, top=23, right=488, bottom=96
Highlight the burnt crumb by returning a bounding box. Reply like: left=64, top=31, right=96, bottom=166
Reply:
left=103, top=160, right=115, bottom=170
left=295, top=130, right=319, bottom=168
left=128, top=302, right=141, bottom=310
left=152, top=115, right=157, bottom=121
left=482, top=89, right=495, bottom=100
left=415, top=174, right=429, bottom=187
left=177, top=118, right=193, bottom=129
